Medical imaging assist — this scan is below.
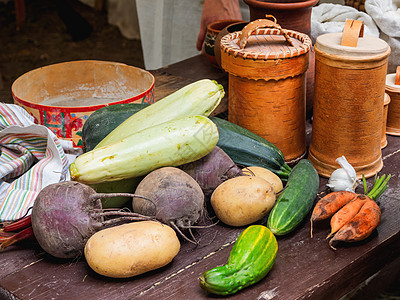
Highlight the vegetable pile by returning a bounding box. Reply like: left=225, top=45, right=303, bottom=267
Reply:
left=0, top=79, right=393, bottom=296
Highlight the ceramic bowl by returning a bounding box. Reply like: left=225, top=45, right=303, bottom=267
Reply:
left=214, top=21, right=249, bottom=68
left=12, top=60, right=155, bottom=147
left=204, top=19, right=243, bottom=66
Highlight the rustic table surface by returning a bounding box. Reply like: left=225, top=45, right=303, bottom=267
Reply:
left=0, top=55, right=399, bottom=300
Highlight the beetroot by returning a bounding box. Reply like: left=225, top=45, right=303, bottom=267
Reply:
left=132, top=167, right=206, bottom=243
left=180, top=146, right=243, bottom=197
left=31, top=181, right=152, bottom=259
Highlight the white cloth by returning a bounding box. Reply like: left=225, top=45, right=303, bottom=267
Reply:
left=311, top=3, right=380, bottom=44
left=365, top=0, right=400, bottom=73
left=135, top=0, right=250, bottom=70
left=0, top=104, right=79, bottom=221
left=108, top=0, right=141, bottom=40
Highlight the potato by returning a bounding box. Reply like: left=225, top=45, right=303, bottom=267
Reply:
left=211, top=176, right=276, bottom=227
left=84, top=221, right=180, bottom=278
left=242, top=166, right=283, bottom=194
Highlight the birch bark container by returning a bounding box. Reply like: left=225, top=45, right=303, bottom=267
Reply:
left=220, top=16, right=312, bottom=163
left=385, top=69, right=400, bottom=136
left=381, top=93, right=390, bottom=148
left=309, top=21, right=390, bottom=178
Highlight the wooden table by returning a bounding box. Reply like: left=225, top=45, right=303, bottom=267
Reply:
left=1, top=55, right=399, bottom=300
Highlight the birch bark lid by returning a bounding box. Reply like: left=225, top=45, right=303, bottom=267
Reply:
left=386, top=73, right=400, bottom=93
left=315, top=32, right=389, bottom=59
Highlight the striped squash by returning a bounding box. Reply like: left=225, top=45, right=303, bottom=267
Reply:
left=199, top=225, right=278, bottom=295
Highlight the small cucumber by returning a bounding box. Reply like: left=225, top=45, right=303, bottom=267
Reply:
left=199, top=225, right=278, bottom=295
left=267, top=159, right=319, bottom=235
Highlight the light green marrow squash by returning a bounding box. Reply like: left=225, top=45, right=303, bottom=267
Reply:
left=70, top=115, right=219, bottom=184
left=96, top=79, right=224, bottom=148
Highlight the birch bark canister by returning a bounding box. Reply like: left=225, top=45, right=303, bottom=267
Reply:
left=381, top=93, right=390, bottom=149
left=385, top=69, right=400, bottom=136
left=308, top=20, right=390, bottom=178
left=220, top=16, right=312, bottom=164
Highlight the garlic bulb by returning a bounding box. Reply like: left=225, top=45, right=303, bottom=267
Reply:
left=327, top=156, right=360, bottom=192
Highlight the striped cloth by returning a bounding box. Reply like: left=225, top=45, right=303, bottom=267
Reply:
left=0, top=103, right=76, bottom=221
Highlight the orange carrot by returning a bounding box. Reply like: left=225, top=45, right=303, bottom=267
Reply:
left=326, top=195, right=369, bottom=239
left=329, top=199, right=381, bottom=250
left=310, top=191, right=358, bottom=237
left=311, top=191, right=358, bottom=222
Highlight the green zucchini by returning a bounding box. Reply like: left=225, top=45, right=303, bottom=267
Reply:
left=267, top=159, right=319, bottom=235
left=209, top=116, right=291, bottom=180
left=96, top=79, right=224, bottom=148
left=199, top=225, right=278, bottom=295
left=70, top=115, right=219, bottom=184
left=82, top=103, right=149, bottom=152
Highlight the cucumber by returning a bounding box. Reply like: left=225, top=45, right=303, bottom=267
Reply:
left=199, top=225, right=278, bottom=295
left=209, top=116, right=291, bottom=180
left=96, top=79, right=224, bottom=148
left=70, top=115, right=219, bottom=184
left=267, top=159, right=319, bottom=235
left=82, top=103, right=149, bottom=152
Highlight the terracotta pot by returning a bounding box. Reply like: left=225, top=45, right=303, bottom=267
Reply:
left=244, top=0, right=318, bottom=119
left=220, top=18, right=312, bottom=163
left=309, top=23, right=391, bottom=178
left=243, top=0, right=318, bottom=36
left=214, top=21, right=249, bottom=68
left=204, top=19, right=243, bottom=66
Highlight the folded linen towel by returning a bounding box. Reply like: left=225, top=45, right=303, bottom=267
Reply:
left=0, top=103, right=78, bottom=221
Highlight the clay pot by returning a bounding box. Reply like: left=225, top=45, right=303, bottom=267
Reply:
left=244, top=0, right=318, bottom=119
left=204, top=19, right=243, bottom=66
left=214, top=21, right=249, bottom=68
left=243, top=0, right=318, bottom=36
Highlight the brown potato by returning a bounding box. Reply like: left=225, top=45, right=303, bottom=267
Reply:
left=242, top=166, right=283, bottom=194
left=84, top=221, right=180, bottom=278
left=211, top=176, right=276, bottom=227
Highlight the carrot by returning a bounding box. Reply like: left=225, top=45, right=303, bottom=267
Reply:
left=329, top=199, right=381, bottom=250
left=311, top=191, right=358, bottom=222
left=326, top=195, right=369, bottom=239
left=310, top=173, right=391, bottom=239
left=310, top=191, right=357, bottom=237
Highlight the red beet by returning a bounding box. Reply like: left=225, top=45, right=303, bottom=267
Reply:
left=31, top=181, right=152, bottom=259
left=180, top=146, right=243, bottom=197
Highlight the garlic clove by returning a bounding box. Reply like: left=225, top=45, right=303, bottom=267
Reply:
left=327, top=156, right=360, bottom=192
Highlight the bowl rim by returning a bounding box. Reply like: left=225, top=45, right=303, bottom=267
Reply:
left=11, top=60, right=155, bottom=112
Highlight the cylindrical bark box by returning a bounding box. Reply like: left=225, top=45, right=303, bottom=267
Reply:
left=385, top=72, right=400, bottom=136
left=220, top=17, right=312, bottom=163
left=309, top=30, right=390, bottom=178
left=381, top=93, right=390, bottom=149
